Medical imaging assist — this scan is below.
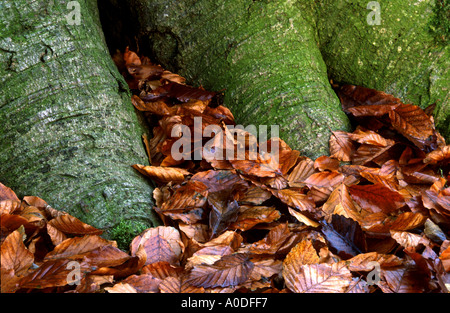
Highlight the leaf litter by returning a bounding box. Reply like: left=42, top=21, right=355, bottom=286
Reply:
left=1, top=48, right=449, bottom=293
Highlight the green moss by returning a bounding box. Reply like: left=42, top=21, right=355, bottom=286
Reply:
left=429, top=0, right=450, bottom=44
left=109, top=219, right=149, bottom=251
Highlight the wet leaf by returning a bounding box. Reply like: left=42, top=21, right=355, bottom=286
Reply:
left=47, top=214, right=103, bottom=236
left=187, top=253, right=254, bottom=288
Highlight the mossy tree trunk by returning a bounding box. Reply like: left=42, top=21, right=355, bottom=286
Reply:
left=99, top=0, right=449, bottom=151
left=0, top=0, right=159, bottom=245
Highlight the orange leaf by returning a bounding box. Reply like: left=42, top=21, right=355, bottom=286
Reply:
left=132, top=164, right=190, bottom=183
left=130, top=226, right=184, bottom=266
left=159, top=276, right=205, bottom=293
left=329, top=131, right=355, bottom=162
left=270, top=188, right=315, bottom=212
left=230, top=206, right=281, bottom=231
left=0, top=183, right=19, bottom=201
left=186, top=253, right=254, bottom=288
left=348, top=183, right=405, bottom=214
left=283, top=262, right=352, bottom=293
left=47, top=214, right=103, bottom=236
left=314, top=156, right=340, bottom=172
left=1, top=229, right=34, bottom=277
left=303, top=171, right=344, bottom=188
left=388, top=103, right=437, bottom=151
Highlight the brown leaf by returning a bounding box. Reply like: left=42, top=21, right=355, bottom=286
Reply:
left=141, top=261, right=184, bottom=280
left=424, top=145, right=450, bottom=165
left=231, top=206, right=281, bottom=231
left=160, top=276, right=205, bottom=293
left=0, top=183, right=19, bottom=201
left=348, top=127, right=391, bottom=146
left=348, top=183, right=405, bottom=214
left=346, top=252, right=403, bottom=271
left=19, top=259, right=92, bottom=289
left=132, top=164, right=190, bottom=183
left=336, top=84, right=402, bottom=113
left=287, top=157, right=316, bottom=187
left=130, top=226, right=184, bottom=266
left=187, top=253, right=254, bottom=288
left=161, top=181, right=208, bottom=212
left=117, top=274, right=162, bottom=293
left=1, top=229, right=34, bottom=277
left=283, top=240, right=320, bottom=269
left=314, top=156, right=340, bottom=172
left=388, top=103, right=437, bottom=151
left=390, top=212, right=427, bottom=231
left=163, top=82, right=217, bottom=102
left=329, top=131, right=355, bottom=162
left=380, top=264, right=430, bottom=293
left=288, top=207, right=319, bottom=227
left=249, top=223, right=292, bottom=255
left=283, top=262, right=352, bottom=293
left=270, top=188, right=315, bottom=212
left=303, top=171, right=344, bottom=189
left=390, top=231, right=431, bottom=249
left=44, top=235, right=117, bottom=262
left=322, top=183, right=361, bottom=222
left=47, top=214, right=103, bottom=236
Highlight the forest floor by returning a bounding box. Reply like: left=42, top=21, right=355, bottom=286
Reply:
left=1, top=48, right=449, bottom=294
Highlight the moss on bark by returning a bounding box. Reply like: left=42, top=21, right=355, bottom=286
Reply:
left=118, top=0, right=352, bottom=159
left=315, top=0, right=449, bottom=139
left=0, top=0, right=159, bottom=241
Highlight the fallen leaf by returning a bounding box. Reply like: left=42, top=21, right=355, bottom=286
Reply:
left=187, top=253, right=254, bottom=288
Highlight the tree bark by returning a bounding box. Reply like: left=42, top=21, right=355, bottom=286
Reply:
left=99, top=0, right=352, bottom=159
left=0, top=0, right=159, bottom=241
left=99, top=0, right=449, bottom=148
left=315, top=0, right=449, bottom=139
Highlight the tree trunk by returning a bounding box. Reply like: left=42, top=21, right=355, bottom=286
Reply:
left=99, top=0, right=352, bottom=159
left=315, top=0, right=449, bottom=139
left=0, top=0, right=159, bottom=243
left=99, top=0, right=449, bottom=149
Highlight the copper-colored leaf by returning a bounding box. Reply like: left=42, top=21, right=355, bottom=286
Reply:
left=288, top=207, right=319, bottom=227
left=230, top=206, right=280, bottom=231
left=348, top=183, right=405, bottom=214
left=424, top=145, right=450, bottom=165
left=270, top=188, right=315, bottom=212
left=132, top=164, right=190, bottom=183
left=187, top=253, right=254, bottom=288
left=329, top=131, right=355, bottom=162
left=390, top=231, right=431, bottom=249
left=160, top=276, right=205, bottom=293
left=314, top=156, right=340, bottom=172
left=304, top=171, right=344, bottom=188
left=0, top=183, right=19, bottom=201
left=161, top=181, right=208, bottom=212
left=130, top=226, right=184, bottom=266
left=322, top=183, right=361, bottom=222
left=336, top=84, right=402, bottom=113
left=19, top=259, right=92, bottom=289
left=283, top=262, right=352, bottom=293
left=390, top=212, right=427, bottom=231
left=1, top=229, right=34, bottom=276
left=348, top=127, right=390, bottom=146
left=44, top=235, right=117, bottom=262
left=249, top=223, right=292, bottom=255
left=47, top=214, right=103, bottom=236
left=283, top=240, right=320, bottom=269
left=388, top=103, right=437, bottom=151
left=117, top=274, right=161, bottom=293
left=287, top=157, right=316, bottom=186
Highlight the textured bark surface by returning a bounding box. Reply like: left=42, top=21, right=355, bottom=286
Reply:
left=316, top=0, right=449, bottom=139
left=0, top=0, right=159, bottom=238
left=100, top=0, right=449, bottom=150
left=105, top=0, right=352, bottom=159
